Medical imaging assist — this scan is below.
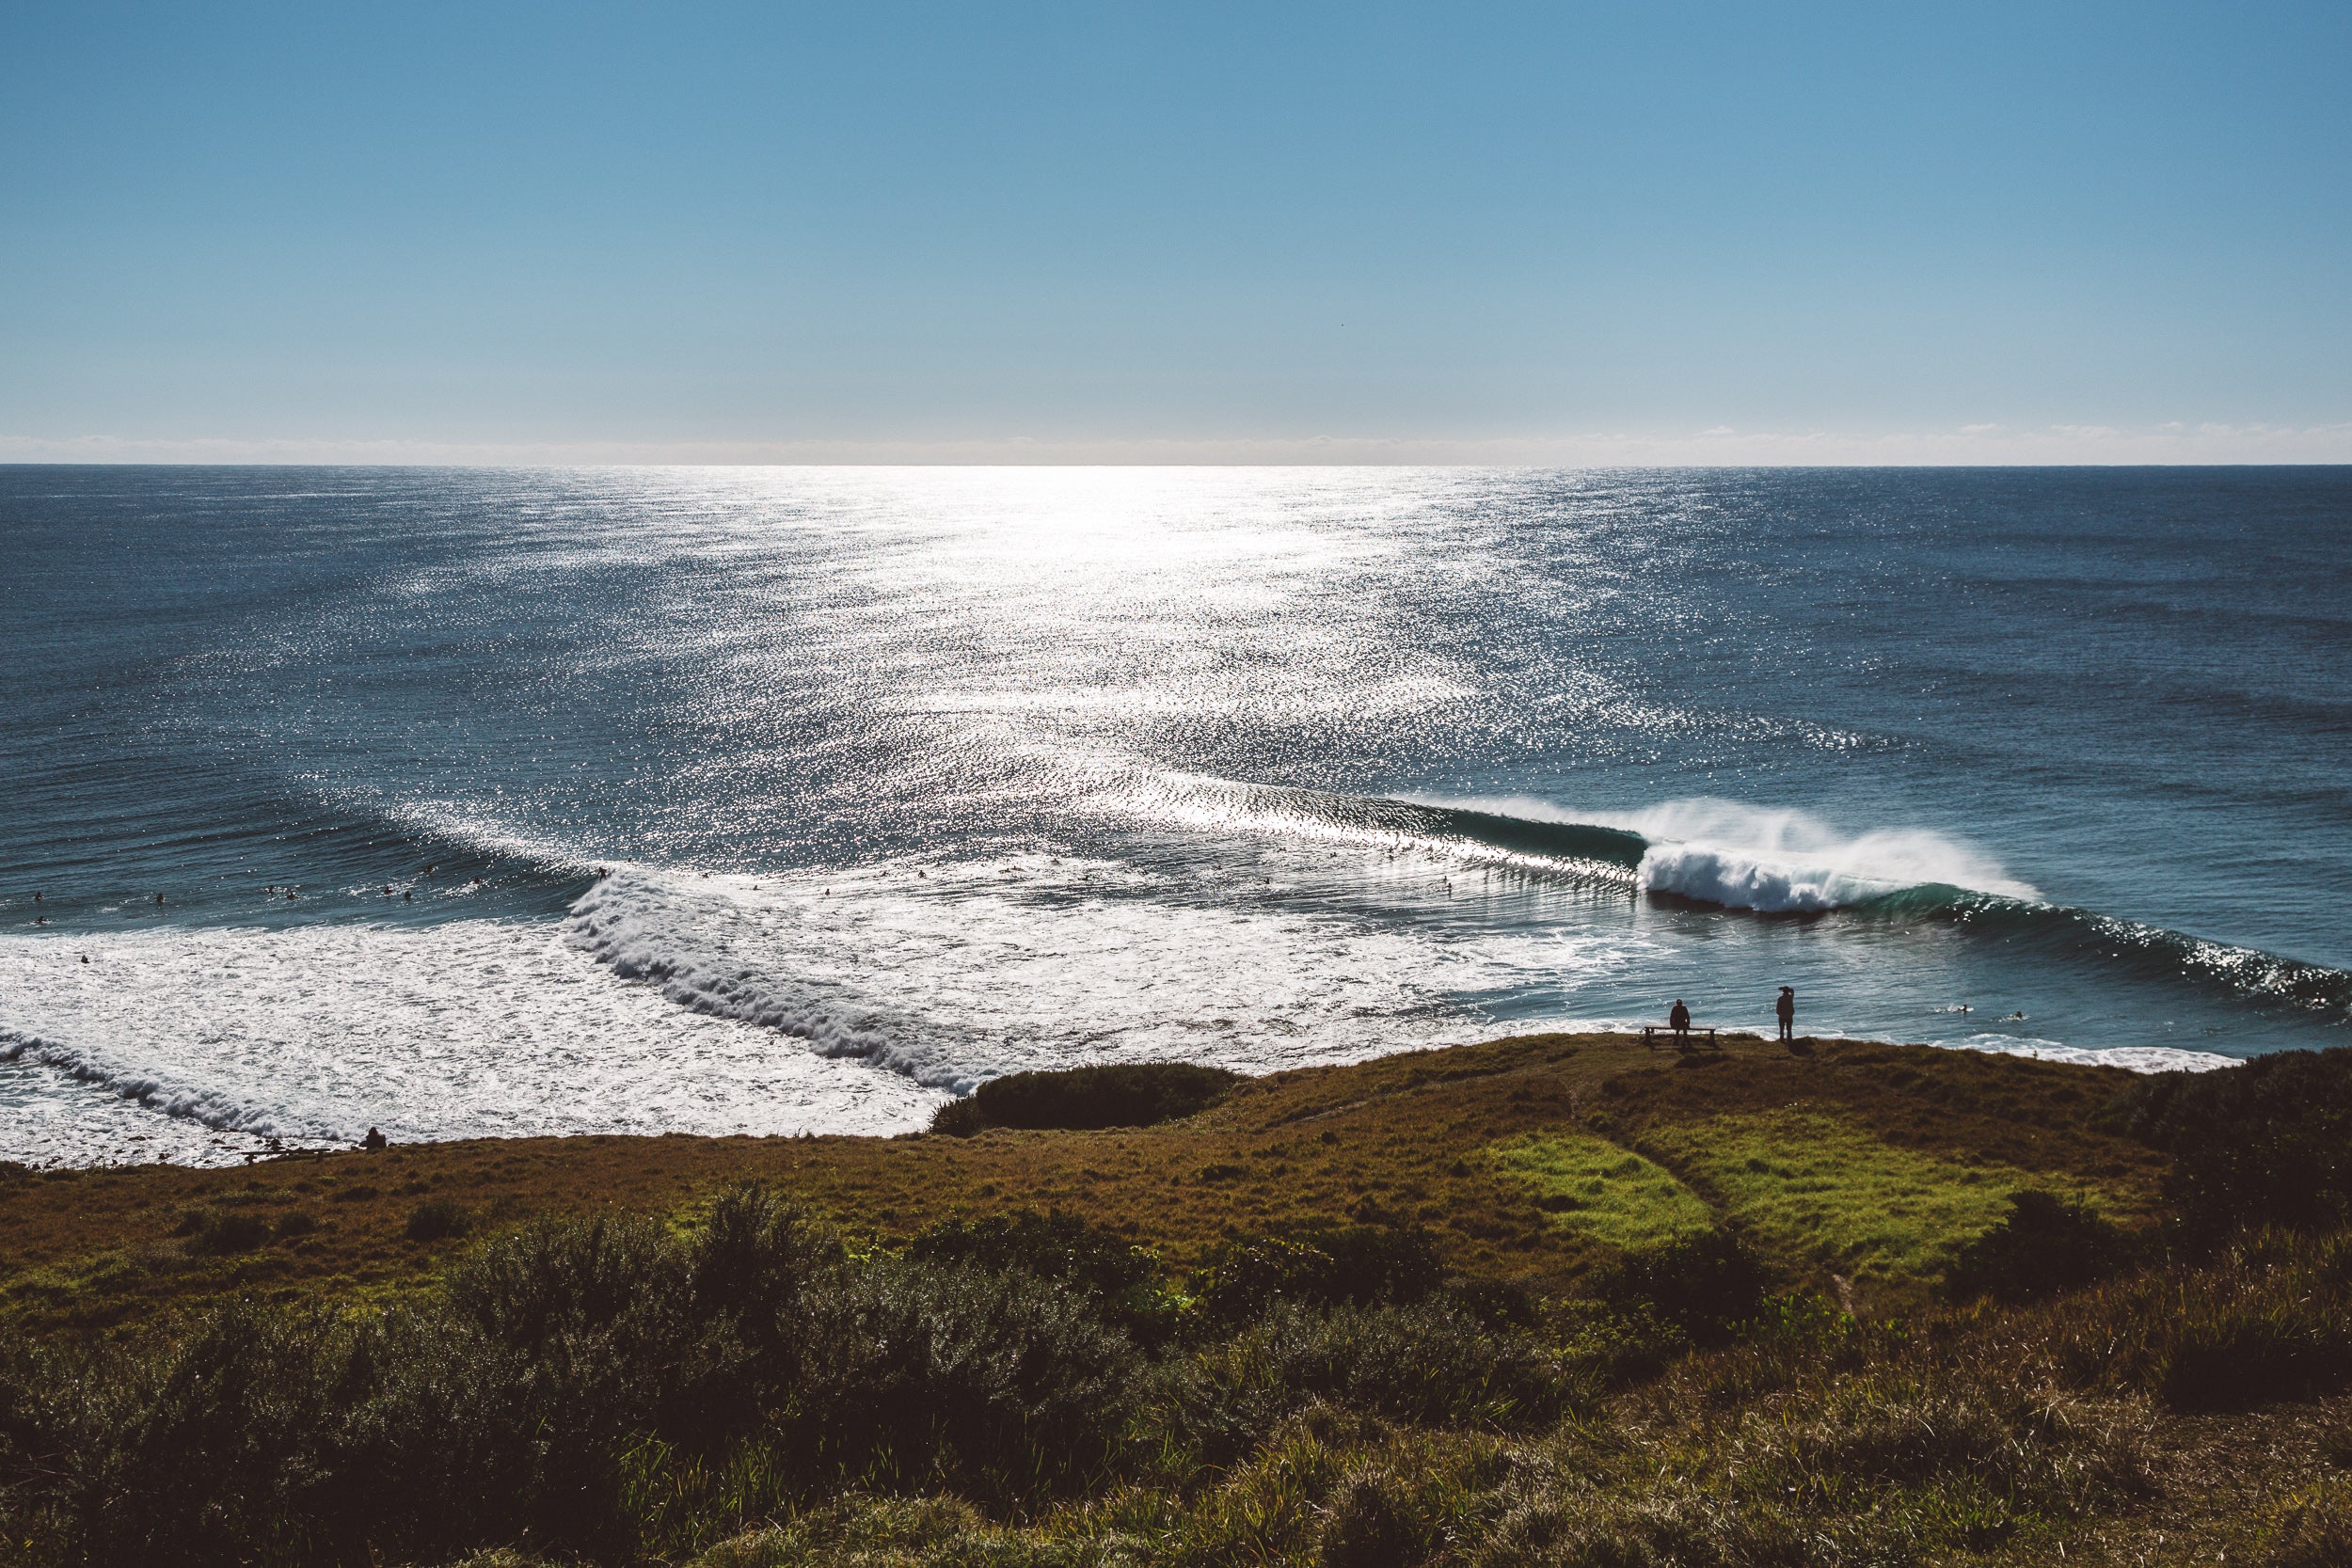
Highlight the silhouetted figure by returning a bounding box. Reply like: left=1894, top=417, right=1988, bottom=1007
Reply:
left=1669, top=998, right=1692, bottom=1047
left=361, top=1127, right=387, bottom=1151
left=153, top=893, right=165, bottom=906
left=1776, top=986, right=1796, bottom=1043
left=30, top=891, right=40, bottom=902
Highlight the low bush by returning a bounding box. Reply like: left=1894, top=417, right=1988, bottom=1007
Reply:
left=2107, top=1046, right=2352, bottom=1240
left=2156, top=1299, right=2352, bottom=1414
left=1590, top=1228, right=1769, bottom=1346
left=1943, top=1189, right=2137, bottom=1304
left=180, top=1207, right=277, bottom=1256
left=1998, top=1227, right=2352, bottom=1414
left=907, top=1208, right=1175, bottom=1344
left=1190, top=1225, right=1442, bottom=1326
left=792, top=1259, right=1140, bottom=1503
left=405, top=1197, right=473, bottom=1243
left=929, top=1062, right=1242, bottom=1135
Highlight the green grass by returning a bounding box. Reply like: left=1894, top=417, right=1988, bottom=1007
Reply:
left=1640, top=1109, right=2061, bottom=1286
left=1488, top=1132, right=1719, bottom=1251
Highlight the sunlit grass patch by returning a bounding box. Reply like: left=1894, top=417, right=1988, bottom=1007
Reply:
left=1641, top=1109, right=2068, bottom=1286
left=1489, top=1132, right=1719, bottom=1251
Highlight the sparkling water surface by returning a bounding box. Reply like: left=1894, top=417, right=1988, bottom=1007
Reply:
left=5, top=467, right=2348, bottom=1164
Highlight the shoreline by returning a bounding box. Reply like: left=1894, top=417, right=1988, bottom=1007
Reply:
left=0, top=1022, right=2243, bottom=1176
left=1, top=1029, right=2175, bottom=1331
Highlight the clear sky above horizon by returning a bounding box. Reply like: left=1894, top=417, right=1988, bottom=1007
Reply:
left=5, top=1, right=2348, bottom=464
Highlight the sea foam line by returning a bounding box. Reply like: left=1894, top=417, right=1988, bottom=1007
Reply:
left=1, top=1028, right=304, bottom=1139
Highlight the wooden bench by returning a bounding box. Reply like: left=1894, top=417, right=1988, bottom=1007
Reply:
left=1643, top=1024, right=1718, bottom=1051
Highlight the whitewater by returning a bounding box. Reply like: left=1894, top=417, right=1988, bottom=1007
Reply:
left=4, top=466, right=2347, bottom=1165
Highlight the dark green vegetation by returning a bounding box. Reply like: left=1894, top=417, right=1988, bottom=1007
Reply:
left=1, top=1034, right=2347, bottom=1565
left=2107, top=1045, right=2352, bottom=1238
left=930, top=1062, right=1243, bottom=1136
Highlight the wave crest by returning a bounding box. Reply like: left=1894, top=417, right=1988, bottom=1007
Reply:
left=1636, top=843, right=1901, bottom=912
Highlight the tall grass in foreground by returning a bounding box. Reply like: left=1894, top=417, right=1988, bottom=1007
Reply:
left=3, top=1198, right=2347, bottom=1565
left=13, top=1029, right=2352, bottom=1568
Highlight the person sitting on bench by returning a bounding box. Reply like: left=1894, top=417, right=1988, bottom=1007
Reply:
left=1669, top=998, right=1692, bottom=1047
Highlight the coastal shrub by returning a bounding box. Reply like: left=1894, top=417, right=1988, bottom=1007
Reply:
left=331, top=1303, right=656, bottom=1560
left=1549, top=1299, right=1692, bottom=1388
left=929, top=1062, right=1242, bottom=1135
left=791, top=1259, right=1141, bottom=1502
left=1443, top=1275, right=1542, bottom=1332
left=1591, top=1228, right=1769, bottom=1345
left=0, top=1302, right=370, bottom=1567
left=686, top=1182, right=838, bottom=1342
left=405, top=1196, right=473, bottom=1242
left=1190, top=1225, right=1442, bottom=1326
left=1318, top=1469, right=1433, bottom=1568
left=2007, top=1227, right=2352, bottom=1414
left=927, top=1098, right=987, bottom=1136
left=2156, top=1296, right=2352, bottom=1414
left=908, top=1208, right=1176, bottom=1344
left=1943, top=1189, right=2137, bottom=1304
left=444, top=1212, right=678, bottom=1348
left=2107, top=1047, right=2352, bottom=1238
left=908, top=1208, right=1153, bottom=1296
left=180, top=1206, right=277, bottom=1255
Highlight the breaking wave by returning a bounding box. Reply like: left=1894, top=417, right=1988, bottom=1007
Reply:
left=1315, top=791, right=2352, bottom=1019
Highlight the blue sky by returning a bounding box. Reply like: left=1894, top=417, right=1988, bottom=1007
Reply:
left=5, top=1, right=2347, bottom=462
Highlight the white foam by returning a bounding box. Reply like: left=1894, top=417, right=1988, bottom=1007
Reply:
left=563, top=859, right=1640, bottom=1093
left=0, top=918, right=946, bottom=1167
left=1633, top=842, right=1899, bottom=912
left=1936, top=1033, right=2240, bottom=1074
left=0, top=856, right=1663, bottom=1166
left=1419, top=794, right=2038, bottom=911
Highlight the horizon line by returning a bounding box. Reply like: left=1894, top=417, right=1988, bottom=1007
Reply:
left=6, top=422, right=2351, bottom=468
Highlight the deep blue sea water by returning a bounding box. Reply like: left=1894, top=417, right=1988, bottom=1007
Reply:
left=4, top=467, right=2348, bottom=1165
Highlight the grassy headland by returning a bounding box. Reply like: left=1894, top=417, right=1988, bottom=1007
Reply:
left=1, top=1031, right=2346, bottom=1566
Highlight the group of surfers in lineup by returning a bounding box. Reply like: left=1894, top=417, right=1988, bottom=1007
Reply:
left=1666, top=985, right=1801, bottom=1045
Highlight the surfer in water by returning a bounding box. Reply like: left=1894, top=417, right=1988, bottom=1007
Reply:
left=1776, top=986, right=1796, bottom=1043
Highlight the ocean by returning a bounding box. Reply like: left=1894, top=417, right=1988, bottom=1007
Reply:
left=4, top=466, right=2347, bottom=1167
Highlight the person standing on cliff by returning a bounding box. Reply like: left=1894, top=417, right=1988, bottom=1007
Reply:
left=1776, top=986, right=1796, bottom=1044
